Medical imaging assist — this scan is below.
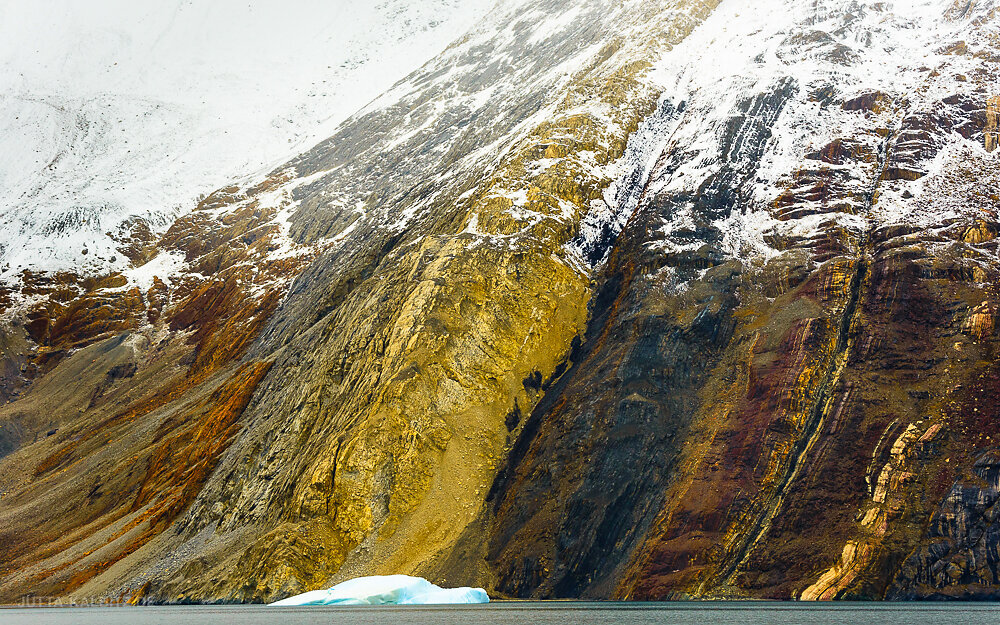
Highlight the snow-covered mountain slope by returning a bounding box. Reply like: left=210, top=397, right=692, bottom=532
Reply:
left=647, top=0, right=997, bottom=262
left=0, top=0, right=494, bottom=282
left=575, top=0, right=999, bottom=272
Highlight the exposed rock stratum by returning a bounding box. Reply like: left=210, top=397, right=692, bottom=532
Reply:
left=1, top=0, right=999, bottom=603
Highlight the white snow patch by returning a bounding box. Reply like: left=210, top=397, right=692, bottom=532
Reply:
left=122, top=251, right=187, bottom=291
left=527, top=5, right=585, bottom=46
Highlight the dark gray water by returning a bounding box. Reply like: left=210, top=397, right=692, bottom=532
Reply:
left=2, top=602, right=1000, bottom=624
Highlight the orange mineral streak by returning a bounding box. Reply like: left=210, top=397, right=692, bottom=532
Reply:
left=33, top=278, right=281, bottom=478
left=130, top=360, right=273, bottom=523
left=0, top=170, right=313, bottom=601
left=26, top=361, right=272, bottom=596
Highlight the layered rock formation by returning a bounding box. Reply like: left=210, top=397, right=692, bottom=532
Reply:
left=1, top=0, right=999, bottom=604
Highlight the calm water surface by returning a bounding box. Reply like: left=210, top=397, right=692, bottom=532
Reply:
left=3, top=602, right=1000, bottom=624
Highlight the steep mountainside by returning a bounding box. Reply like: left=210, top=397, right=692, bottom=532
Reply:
left=0, top=0, right=493, bottom=280
left=1, top=0, right=999, bottom=603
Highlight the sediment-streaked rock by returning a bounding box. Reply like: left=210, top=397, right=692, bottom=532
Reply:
left=1, top=0, right=998, bottom=605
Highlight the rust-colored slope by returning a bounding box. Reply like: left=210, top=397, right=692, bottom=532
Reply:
left=0, top=172, right=309, bottom=603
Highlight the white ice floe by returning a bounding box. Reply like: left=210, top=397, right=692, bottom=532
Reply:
left=267, top=575, right=489, bottom=606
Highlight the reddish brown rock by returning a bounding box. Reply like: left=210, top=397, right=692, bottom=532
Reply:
left=842, top=92, right=891, bottom=114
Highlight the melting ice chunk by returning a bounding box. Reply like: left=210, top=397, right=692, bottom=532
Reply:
left=268, top=575, right=489, bottom=606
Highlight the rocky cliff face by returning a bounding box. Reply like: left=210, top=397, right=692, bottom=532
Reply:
left=1, top=0, right=998, bottom=604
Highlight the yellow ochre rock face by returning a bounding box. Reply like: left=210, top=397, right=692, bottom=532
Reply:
left=987, top=95, right=999, bottom=152
left=152, top=1, right=725, bottom=602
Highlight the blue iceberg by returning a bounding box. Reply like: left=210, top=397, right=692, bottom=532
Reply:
left=268, top=575, right=489, bottom=606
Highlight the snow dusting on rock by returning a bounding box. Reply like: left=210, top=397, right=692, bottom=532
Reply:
left=0, top=0, right=494, bottom=282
